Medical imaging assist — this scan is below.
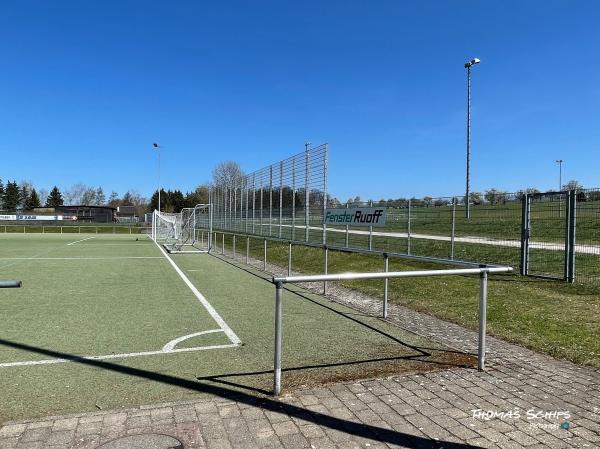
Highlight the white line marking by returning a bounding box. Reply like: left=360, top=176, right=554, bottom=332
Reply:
left=0, top=257, right=163, bottom=260
left=152, top=239, right=242, bottom=345
left=187, top=269, right=201, bottom=272
left=162, top=329, right=224, bottom=352
left=67, top=237, right=96, bottom=246
left=0, top=343, right=238, bottom=368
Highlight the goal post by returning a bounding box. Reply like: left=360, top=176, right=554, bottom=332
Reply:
left=152, top=210, right=182, bottom=243
left=153, top=204, right=213, bottom=254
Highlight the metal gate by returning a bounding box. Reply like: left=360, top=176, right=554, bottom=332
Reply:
left=520, top=191, right=576, bottom=282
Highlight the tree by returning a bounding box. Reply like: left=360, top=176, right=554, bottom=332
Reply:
left=185, top=185, right=209, bottom=208
left=484, top=188, right=507, bottom=205
left=4, top=181, right=20, bottom=211
left=0, top=179, right=4, bottom=209
left=95, top=187, right=106, bottom=205
left=469, top=192, right=483, bottom=206
left=25, top=188, right=41, bottom=210
left=46, top=186, right=64, bottom=207
left=562, top=180, right=583, bottom=191
left=81, top=187, right=97, bottom=205
left=212, top=161, right=244, bottom=187
left=423, top=196, right=433, bottom=207
left=65, top=183, right=87, bottom=205
left=107, top=191, right=119, bottom=207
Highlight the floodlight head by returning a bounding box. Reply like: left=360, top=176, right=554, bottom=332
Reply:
left=464, top=58, right=481, bottom=68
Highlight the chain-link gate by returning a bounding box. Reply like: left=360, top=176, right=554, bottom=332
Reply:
left=520, top=191, right=576, bottom=282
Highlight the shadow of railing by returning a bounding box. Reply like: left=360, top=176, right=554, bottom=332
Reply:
left=0, top=338, right=479, bottom=449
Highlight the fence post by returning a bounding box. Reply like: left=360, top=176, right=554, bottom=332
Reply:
left=368, top=200, right=373, bottom=251
left=323, top=246, right=328, bottom=295
left=222, top=233, right=225, bottom=255
left=279, top=160, right=283, bottom=239
left=383, top=253, right=389, bottom=318
left=567, top=190, right=577, bottom=283
left=451, top=198, right=456, bottom=259
left=264, top=238, right=267, bottom=271
left=233, top=234, right=236, bottom=259
left=269, top=165, right=273, bottom=237
left=520, top=194, right=530, bottom=276
left=322, top=143, right=328, bottom=246
left=252, top=174, right=256, bottom=234
left=345, top=202, right=349, bottom=248
left=292, top=156, right=296, bottom=241
left=478, top=270, right=488, bottom=371
left=407, top=199, right=412, bottom=255
left=273, top=282, right=283, bottom=396
left=288, top=242, right=292, bottom=277
left=305, top=144, right=310, bottom=242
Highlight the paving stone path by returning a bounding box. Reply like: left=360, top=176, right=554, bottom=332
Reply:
left=1, top=254, right=599, bottom=448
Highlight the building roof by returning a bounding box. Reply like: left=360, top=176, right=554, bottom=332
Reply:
left=55, top=205, right=117, bottom=210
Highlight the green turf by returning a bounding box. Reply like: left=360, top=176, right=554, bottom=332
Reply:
left=0, top=233, right=463, bottom=422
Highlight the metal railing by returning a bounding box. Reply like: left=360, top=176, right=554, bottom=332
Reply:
left=270, top=266, right=513, bottom=395
left=0, top=281, right=22, bottom=288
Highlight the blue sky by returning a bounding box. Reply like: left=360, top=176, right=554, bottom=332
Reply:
left=1, top=1, right=598, bottom=202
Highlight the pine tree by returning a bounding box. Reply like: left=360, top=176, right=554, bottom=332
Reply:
left=25, top=188, right=41, bottom=210
left=20, top=184, right=31, bottom=210
left=46, top=186, right=64, bottom=207
left=95, top=187, right=106, bottom=205
left=0, top=179, right=4, bottom=210
left=4, top=181, right=20, bottom=211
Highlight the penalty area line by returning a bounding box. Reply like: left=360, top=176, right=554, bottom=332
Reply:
left=152, top=239, right=242, bottom=346
left=0, top=342, right=238, bottom=368
left=67, top=237, right=96, bottom=246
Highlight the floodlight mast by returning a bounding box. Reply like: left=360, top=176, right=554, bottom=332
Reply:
left=555, top=159, right=564, bottom=191
left=464, top=57, right=481, bottom=219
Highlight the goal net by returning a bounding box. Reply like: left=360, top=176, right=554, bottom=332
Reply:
left=152, top=204, right=212, bottom=253
left=152, top=211, right=182, bottom=243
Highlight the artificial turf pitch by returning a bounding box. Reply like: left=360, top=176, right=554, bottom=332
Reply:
left=0, top=233, right=470, bottom=422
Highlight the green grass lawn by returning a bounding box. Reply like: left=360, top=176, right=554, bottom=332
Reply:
left=0, top=233, right=465, bottom=422
left=230, top=235, right=600, bottom=369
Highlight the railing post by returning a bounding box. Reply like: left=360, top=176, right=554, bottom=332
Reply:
left=233, top=234, right=236, bottom=259
left=264, top=238, right=267, bottom=271
left=383, top=253, right=389, bottom=318
left=323, top=246, right=328, bottom=295
left=246, top=236, right=250, bottom=264
left=478, top=270, right=488, bottom=371
left=222, top=233, right=225, bottom=255
left=288, top=242, right=292, bottom=277
left=273, top=281, right=283, bottom=396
